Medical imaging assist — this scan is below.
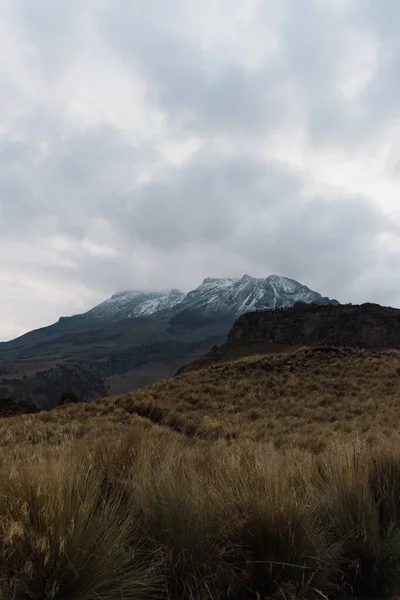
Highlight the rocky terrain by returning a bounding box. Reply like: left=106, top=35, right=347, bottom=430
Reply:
left=228, top=301, right=400, bottom=347
left=177, top=302, right=400, bottom=374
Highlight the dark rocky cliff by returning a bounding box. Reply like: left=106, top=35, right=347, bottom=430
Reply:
left=228, top=303, right=400, bottom=348
left=176, top=303, right=400, bottom=375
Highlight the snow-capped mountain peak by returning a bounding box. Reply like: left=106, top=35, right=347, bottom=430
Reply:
left=83, top=275, right=338, bottom=321
left=85, top=288, right=186, bottom=320
left=175, top=274, right=337, bottom=316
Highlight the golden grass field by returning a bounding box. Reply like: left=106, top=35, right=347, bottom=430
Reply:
left=2, top=346, right=400, bottom=599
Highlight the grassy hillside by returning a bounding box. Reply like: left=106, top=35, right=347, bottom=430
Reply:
left=2, top=347, right=400, bottom=598
left=0, top=309, right=233, bottom=407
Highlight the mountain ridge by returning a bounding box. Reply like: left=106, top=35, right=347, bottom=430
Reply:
left=0, top=274, right=339, bottom=409
left=77, top=274, right=339, bottom=323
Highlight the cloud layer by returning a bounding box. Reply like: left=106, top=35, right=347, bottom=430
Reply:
left=1, top=0, right=400, bottom=339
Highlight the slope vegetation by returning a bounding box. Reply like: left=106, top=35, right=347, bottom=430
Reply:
left=3, top=345, right=400, bottom=451
left=122, top=345, right=400, bottom=451
left=2, top=348, right=400, bottom=598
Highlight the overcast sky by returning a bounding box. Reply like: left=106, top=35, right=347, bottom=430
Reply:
left=2, top=0, right=400, bottom=340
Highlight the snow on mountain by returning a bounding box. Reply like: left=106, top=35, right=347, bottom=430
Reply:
left=84, top=275, right=338, bottom=322
left=178, top=274, right=337, bottom=315
left=85, top=289, right=186, bottom=320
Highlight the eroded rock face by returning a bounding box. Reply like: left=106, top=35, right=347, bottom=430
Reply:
left=228, top=303, right=400, bottom=348
left=176, top=303, right=400, bottom=376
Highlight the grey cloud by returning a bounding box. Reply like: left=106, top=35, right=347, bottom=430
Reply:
left=0, top=141, right=43, bottom=235
left=46, top=127, right=155, bottom=191
left=276, top=0, right=400, bottom=147
left=0, top=127, right=156, bottom=240
left=13, top=0, right=400, bottom=147
left=0, top=117, right=397, bottom=309
left=98, top=3, right=288, bottom=136
left=93, top=1, right=318, bottom=143
left=351, top=0, right=400, bottom=38
left=96, top=0, right=400, bottom=148
left=235, top=193, right=391, bottom=298
left=14, top=0, right=87, bottom=77
left=361, top=54, right=400, bottom=128
left=102, top=150, right=398, bottom=306
left=119, top=154, right=306, bottom=251
left=2, top=0, right=400, bottom=339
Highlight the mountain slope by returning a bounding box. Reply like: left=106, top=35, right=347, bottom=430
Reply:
left=0, top=274, right=338, bottom=408
left=3, top=345, right=400, bottom=450
left=84, top=289, right=186, bottom=320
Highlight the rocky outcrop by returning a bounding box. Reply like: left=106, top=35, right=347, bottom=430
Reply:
left=176, top=303, right=400, bottom=375
left=228, top=303, right=400, bottom=348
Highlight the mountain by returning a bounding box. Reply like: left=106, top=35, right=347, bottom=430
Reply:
left=83, top=275, right=339, bottom=322
left=174, top=274, right=337, bottom=315
left=84, top=289, right=186, bottom=320
left=0, top=274, right=338, bottom=409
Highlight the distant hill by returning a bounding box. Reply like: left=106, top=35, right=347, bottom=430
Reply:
left=0, top=275, right=338, bottom=409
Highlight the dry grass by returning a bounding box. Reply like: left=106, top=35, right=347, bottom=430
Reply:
left=1, top=428, right=400, bottom=599
left=3, top=346, right=400, bottom=453
left=1, top=347, right=400, bottom=598
left=109, top=347, right=400, bottom=451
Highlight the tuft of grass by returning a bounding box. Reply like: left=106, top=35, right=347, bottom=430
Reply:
left=219, top=450, right=340, bottom=599
left=0, top=456, right=160, bottom=600
left=315, top=445, right=400, bottom=598
left=4, top=426, right=400, bottom=599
